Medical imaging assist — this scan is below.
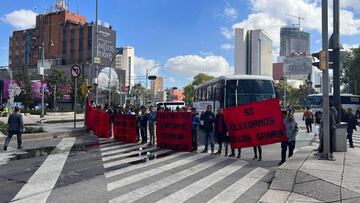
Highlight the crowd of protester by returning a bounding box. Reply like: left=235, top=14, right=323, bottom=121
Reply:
left=90, top=100, right=359, bottom=164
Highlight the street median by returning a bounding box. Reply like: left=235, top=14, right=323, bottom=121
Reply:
left=0, top=128, right=87, bottom=143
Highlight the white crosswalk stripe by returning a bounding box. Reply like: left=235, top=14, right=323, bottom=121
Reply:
left=208, top=167, right=269, bottom=203
left=311, top=131, right=360, bottom=148
left=156, top=159, right=248, bottom=203
left=107, top=153, right=207, bottom=191
left=99, top=140, right=271, bottom=203
left=102, top=146, right=157, bottom=162
left=100, top=143, right=135, bottom=152
left=103, top=149, right=172, bottom=168
left=109, top=157, right=228, bottom=203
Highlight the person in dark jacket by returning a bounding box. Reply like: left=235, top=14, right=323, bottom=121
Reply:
left=214, top=108, right=227, bottom=155
left=200, top=105, right=215, bottom=154
left=4, top=107, right=24, bottom=151
left=139, top=106, right=148, bottom=144
left=344, top=108, right=359, bottom=148
left=192, top=108, right=201, bottom=151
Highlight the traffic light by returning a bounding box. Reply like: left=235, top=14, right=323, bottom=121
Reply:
left=148, top=75, right=157, bottom=80
left=312, top=50, right=328, bottom=70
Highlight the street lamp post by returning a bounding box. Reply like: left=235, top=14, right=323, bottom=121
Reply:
left=40, top=41, right=45, bottom=118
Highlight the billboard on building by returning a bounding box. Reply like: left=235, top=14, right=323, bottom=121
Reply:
left=283, top=56, right=312, bottom=80
left=94, top=25, right=116, bottom=67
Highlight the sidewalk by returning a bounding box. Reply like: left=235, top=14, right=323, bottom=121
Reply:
left=260, top=146, right=360, bottom=202
left=0, top=113, right=84, bottom=125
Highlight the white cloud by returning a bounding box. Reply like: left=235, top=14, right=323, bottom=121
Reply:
left=223, top=7, right=238, bottom=20
left=168, top=77, right=177, bottom=83
left=341, top=0, right=360, bottom=12
left=225, top=0, right=360, bottom=49
left=220, top=27, right=234, bottom=39
left=1, top=9, right=37, bottom=30
left=220, top=43, right=234, bottom=50
left=166, top=55, right=233, bottom=77
left=343, top=43, right=359, bottom=50
left=134, top=56, right=160, bottom=77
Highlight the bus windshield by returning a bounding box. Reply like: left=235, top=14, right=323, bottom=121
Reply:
left=307, top=96, right=322, bottom=108
left=226, top=79, right=275, bottom=107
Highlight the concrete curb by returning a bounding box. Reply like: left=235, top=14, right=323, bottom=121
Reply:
left=259, top=146, right=315, bottom=203
left=0, top=128, right=87, bottom=143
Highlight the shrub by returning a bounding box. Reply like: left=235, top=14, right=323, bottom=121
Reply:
left=0, top=121, right=45, bottom=134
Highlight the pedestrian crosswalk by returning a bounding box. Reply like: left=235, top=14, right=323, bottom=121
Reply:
left=98, top=138, right=270, bottom=203
left=310, top=129, right=360, bottom=148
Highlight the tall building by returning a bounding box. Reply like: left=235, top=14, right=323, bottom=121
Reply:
left=151, top=77, right=163, bottom=96
left=280, top=27, right=310, bottom=57
left=234, top=28, right=273, bottom=77
left=8, top=4, right=116, bottom=79
left=279, top=26, right=311, bottom=80
left=115, top=46, right=135, bottom=88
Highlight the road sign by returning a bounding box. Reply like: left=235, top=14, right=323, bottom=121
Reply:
left=71, top=65, right=81, bottom=78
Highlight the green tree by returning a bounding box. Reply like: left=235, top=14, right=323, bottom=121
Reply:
left=344, top=47, right=360, bottom=94
left=70, top=76, right=86, bottom=111
left=14, top=71, right=33, bottom=109
left=131, top=83, right=147, bottom=106
left=183, top=73, right=214, bottom=104
left=47, top=70, right=69, bottom=110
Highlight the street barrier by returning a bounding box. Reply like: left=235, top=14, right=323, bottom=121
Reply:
left=224, top=98, right=287, bottom=148
left=156, top=112, right=193, bottom=152
left=113, top=114, right=137, bottom=143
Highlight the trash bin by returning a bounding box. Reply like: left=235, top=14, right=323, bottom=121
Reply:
left=334, top=122, right=348, bottom=152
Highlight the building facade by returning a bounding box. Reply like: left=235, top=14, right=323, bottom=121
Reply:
left=151, top=77, right=163, bottom=96
left=279, top=27, right=311, bottom=81
left=280, top=27, right=310, bottom=57
left=115, top=46, right=135, bottom=88
left=8, top=9, right=116, bottom=79
left=234, top=28, right=273, bottom=77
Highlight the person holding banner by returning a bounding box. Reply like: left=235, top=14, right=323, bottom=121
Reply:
left=148, top=106, right=156, bottom=146
left=215, top=108, right=227, bottom=155
left=279, top=112, right=298, bottom=165
left=192, top=108, right=201, bottom=151
left=139, top=106, right=148, bottom=144
left=200, top=105, right=215, bottom=154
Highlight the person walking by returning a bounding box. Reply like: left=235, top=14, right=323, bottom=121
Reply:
left=4, top=107, right=24, bottom=151
left=214, top=108, right=227, bottom=155
left=303, top=107, right=314, bottom=133
left=200, top=105, right=215, bottom=154
left=191, top=108, right=201, bottom=151
left=344, top=108, right=358, bottom=148
left=139, top=106, right=148, bottom=144
left=279, top=112, right=298, bottom=165
left=148, top=106, right=156, bottom=146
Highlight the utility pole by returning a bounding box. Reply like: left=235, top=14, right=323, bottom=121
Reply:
left=321, top=0, right=331, bottom=159
left=41, top=41, right=45, bottom=118
left=94, top=0, right=99, bottom=104
left=333, top=0, right=341, bottom=123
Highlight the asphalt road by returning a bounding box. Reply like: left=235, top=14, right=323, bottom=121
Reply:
left=0, top=113, right=316, bottom=203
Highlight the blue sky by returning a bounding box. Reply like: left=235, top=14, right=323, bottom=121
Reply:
left=1, top=0, right=360, bottom=88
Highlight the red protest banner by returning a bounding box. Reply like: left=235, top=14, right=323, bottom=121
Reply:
left=113, top=114, right=137, bottom=143
left=91, top=109, right=111, bottom=138
left=156, top=112, right=192, bottom=152
left=224, top=98, right=286, bottom=148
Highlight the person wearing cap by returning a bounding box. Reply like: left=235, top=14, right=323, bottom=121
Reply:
left=3, top=107, right=24, bottom=151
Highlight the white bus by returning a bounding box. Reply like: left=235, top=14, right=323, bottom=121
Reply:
left=193, top=75, right=276, bottom=113
left=156, top=101, right=186, bottom=111
left=306, top=93, right=360, bottom=119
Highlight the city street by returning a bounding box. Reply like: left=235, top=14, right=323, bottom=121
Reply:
left=0, top=113, right=339, bottom=203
